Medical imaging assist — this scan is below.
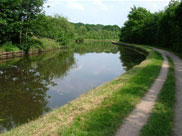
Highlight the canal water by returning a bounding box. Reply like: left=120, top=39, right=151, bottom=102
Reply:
left=0, top=42, right=146, bottom=132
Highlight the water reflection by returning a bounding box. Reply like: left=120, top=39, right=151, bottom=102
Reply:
left=0, top=51, right=75, bottom=132
left=119, top=47, right=146, bottom=70
left=0, top=42, right=145, bottom=132
left=74, top=41, right=119, bottom=54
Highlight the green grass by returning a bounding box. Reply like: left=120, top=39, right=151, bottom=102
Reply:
left=58, top=48, right=163, bottom=136
left=30, top=37, right=61, bottom=50
left=0, top=38, right=61, bottom=53
left=1, top=44, right=163, bottom=136
left=140, top=57, right=175, bottom=136
left=0, top=42, right=20, bottom=52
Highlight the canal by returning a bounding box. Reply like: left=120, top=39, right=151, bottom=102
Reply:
left=0, top=41, right=146, bottom=132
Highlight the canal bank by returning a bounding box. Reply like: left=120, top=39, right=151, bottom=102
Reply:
left=0, top=38, right=67, bottom=61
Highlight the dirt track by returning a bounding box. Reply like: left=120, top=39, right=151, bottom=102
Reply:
left=115, top=48, right=169, bottom=136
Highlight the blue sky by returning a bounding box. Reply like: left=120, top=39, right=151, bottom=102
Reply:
left=44, top=0, right=170, bottom=26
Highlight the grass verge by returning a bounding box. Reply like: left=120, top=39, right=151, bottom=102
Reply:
left=1, top=44, right=163, bottom=136
left=140, top=57, right=175, bottom=136
left=0, top=38, right=61, bottom=54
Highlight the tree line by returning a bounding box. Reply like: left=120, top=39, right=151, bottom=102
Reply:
left=73, top=23, right=120, bottom=41
left=120, top=0, right=182, bottom=54
left=0, top=0, right=120, bottom=52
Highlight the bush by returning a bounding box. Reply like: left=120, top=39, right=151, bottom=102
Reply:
left=75, top=37, right=85, bottom=44
left=0, top=42, right=20, bottom=52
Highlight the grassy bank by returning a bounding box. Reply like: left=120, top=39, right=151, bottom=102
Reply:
left=30, top=37, right=61, bottom=50
left=1, top=43, right=163, bottom=136
left=0, top=37, right=61, bottom=53
left=119, top=41, right=182, bottom=59
left=0, top=42, right=20, bottom=52
left=85, top=39, right=119, bottom=43
left=140, top=58, right=175, bottom=136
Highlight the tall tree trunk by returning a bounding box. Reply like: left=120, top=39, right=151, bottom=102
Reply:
left=25, top=31, right=28, bottom=43
left=19, top=31, right=22, bottom=44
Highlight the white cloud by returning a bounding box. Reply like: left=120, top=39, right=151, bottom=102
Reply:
left=45, top=0, right=170, bottom=26
left=67, top=0, right=85, bottom=11
left=60, top=0, right=169, bottom=1
left=92, top=0, right=108, bottom=11
left=47, top=0, right=85, bottom=11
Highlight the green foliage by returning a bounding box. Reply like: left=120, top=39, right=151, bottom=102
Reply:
left=73, top=23, right=120, bottom=40
left=0, top=0, right=120, bottom=52
left=33, top=37, right=61, bottom=50
left=34, top=15, right=75, bottom=45
left=0, top=0, right=45, bottom=44
left=74, top=41, right=119, bottom=54
left=75, top=36, right=85, bottom=44
left=0, top=0, right=45, bottom=51
left=120, top=0, right=182, bottom=54
left=0, top=42, right=20, bottom=52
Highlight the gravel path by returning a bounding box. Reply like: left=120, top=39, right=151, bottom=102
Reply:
left=115, top=49, right=169, bottom=136
left=163, top=51, right=182, bottom=136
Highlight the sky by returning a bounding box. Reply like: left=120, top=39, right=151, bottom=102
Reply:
left=44, top=0, right=171, bottom=27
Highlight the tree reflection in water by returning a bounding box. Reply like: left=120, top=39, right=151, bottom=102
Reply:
left=119, top=47, right=146, bottom=71
left=0, top=51, right=75, bottom=132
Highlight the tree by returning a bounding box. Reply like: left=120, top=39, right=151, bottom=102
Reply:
left=0, top=0, right=45, bottom=52
left=120, top=6, right=151, bottom=43
left=120, top=0, right=182, bottom=54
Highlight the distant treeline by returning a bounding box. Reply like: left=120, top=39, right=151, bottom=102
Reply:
left=0, top=0, right=120, bottom=52
left=120, top=0, right=182, bottom=54
left=72, top=23, right=120, bottom=40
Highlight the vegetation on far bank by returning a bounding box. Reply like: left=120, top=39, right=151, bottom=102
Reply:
left=0, top=37, right=61, bottom=53
left=140, top=58, right=176, bottom=136
left=0, top=0, right=120, bottom=53
left=73, top=23, right=120, bottom=41
left=0, top=42, right=20, bottom=52
left=1, top=44, right=163, bottom=136
left=0, top=38, right=119, bottom=54
left=120, top=0, right=182, bottom=54
left=29, top=37, right=61, bottom=50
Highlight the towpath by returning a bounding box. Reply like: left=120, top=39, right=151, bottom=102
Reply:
left=115, top=48, right=182, bottom=136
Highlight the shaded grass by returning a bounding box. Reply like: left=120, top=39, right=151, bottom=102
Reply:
left=30, top=37, right=61, bottom=50
left=58, top=50, right=163, bottom=136
left=0, top=38, right=61, bottom=53
left=140, top=57, right=175, bottom=136
left=1, top=45, right=163, bottom=136
left=0, top=42, right=20, bottom=52
left=121, top=41, right=182, bottom=59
